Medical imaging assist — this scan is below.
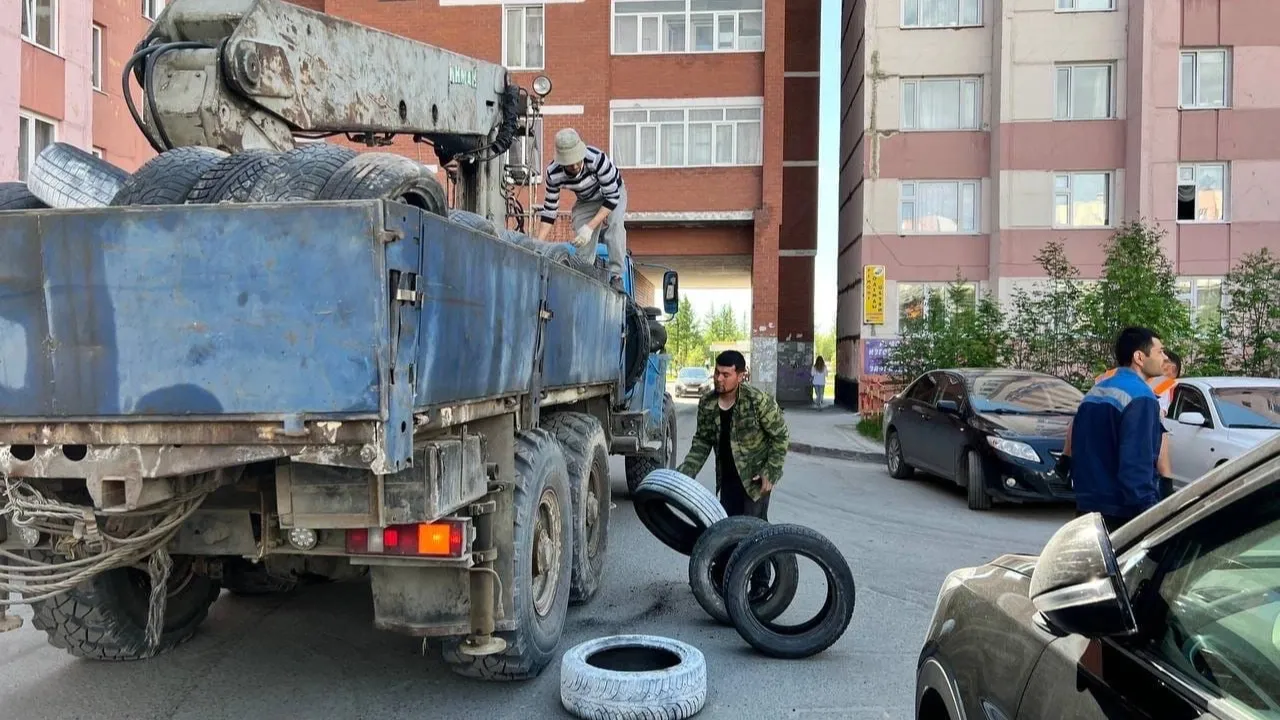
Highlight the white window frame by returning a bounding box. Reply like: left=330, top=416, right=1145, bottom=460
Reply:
left=1180, top=49, right=1231, bottom=109
left=1054, top=63, right=1115, bottom=120
left=1052, top=171, right=1114, bottom=229
left=611, top=0, right=765, bottom=56
left=897, top=281, right=980, bottom=327
left=1176, top=162, right=1229, bottom=223
left=1175, top=277, right=1224, bottom=319
left=502, top=4, right=545, bottom=71
left=92, top=24, right=104, bottom=92
left=901, top=0, right=982, bottom=29
left=609, top=98, right=764, bottom=169
left=21, top=0, right=58, bottom=53
left=897, top=180, right=981, bottom=235
left=900, top=77, right=981, bottom=131
left=1055, top=0, right=1115, bottom=12
left=143, top=0, right=164, bottom=21
left=91, top=147, right=105, bottom=158
left=18, top=111, right=58, bottom=183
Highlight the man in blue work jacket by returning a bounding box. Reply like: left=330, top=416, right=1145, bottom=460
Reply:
left=1071, top=326, right=1168, bottom=532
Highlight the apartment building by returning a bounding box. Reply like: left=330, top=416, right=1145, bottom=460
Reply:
left=836, top=0, right=1280, bottom=398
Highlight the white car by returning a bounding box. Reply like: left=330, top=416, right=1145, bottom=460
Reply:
left=1163, top=377, right=1280, bottom=489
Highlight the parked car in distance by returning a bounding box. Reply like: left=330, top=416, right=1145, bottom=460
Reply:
left=1163, top=377, right=1280, bottom=491
left=917, top=433, right=1280, bottom=720
left=674, top=366, right=713, bottom=397
left=883, top=368, right=1082, bottom=511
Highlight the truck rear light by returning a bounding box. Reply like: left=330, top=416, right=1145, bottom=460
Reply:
left=345, top=521, right=465, bottom=558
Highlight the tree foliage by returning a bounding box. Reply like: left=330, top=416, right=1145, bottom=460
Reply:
left=1220, top=248, right=1280, bottom=377
left=666, top=296, right=704, bottom=368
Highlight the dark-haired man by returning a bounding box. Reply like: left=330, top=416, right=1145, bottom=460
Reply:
left=1071, top=326, right=1168, bottom=531
left=678, top=350, right=789, bottom=519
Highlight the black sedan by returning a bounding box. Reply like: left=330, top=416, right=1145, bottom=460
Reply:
left=882, top=368, right=1082, bottom=510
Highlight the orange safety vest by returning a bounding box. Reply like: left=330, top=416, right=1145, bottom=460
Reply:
left=1095, top=368, right=1175, bottom=396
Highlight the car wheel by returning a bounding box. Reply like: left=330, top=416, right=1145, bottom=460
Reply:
left=965, top=450, right=992, bottom=511
left=886, top=430, right=914, bottom=480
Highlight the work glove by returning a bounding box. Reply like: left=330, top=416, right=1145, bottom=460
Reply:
left=573, top=225, right=595, bottom=254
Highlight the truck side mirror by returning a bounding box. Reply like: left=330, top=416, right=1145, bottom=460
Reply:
left=663, top=271, right=679, bottom=316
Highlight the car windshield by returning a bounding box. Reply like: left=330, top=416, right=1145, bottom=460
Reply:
left=965, top=373, right=1082, bottom=414
left=678, top=368, right=709, bottom=381
left=1212, top=386, right=1280, bottom=430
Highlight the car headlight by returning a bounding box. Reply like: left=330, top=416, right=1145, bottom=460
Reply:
left=986, top=436, right=1041, bottom=463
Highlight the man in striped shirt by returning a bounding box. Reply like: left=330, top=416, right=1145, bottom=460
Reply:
left=535, top=128, right=628, bottom=289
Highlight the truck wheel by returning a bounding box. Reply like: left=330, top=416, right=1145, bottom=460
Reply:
left=246, top=143, right=357, bottom=202
left=0, top=182, right=48, bottom=210
left=110, top=147, right=228, bottom=206
left=624, top=393, right=677, bottom=496
left=27, top=142, right=129, bottom=208
left=186, top=150, right=285, bottom=204
left=27, top=557, right=220, bottom=660
left=318, top=152, right=447, bottom=215
left=219, top=558, right=299, bottom=596
left=542, top=412, right=611, bottom=606
left=443, top=428, right=574, bottom=680
left=622, top=299, right=651, bottom=392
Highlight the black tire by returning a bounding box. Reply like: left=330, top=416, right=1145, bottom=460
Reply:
left=246, top=143, right=358, bottom=202
left=318, top=152, right=447, bottom=214
left=559, top=634, right=707, bottom=720
left=443, top=428, right=573, bottom=680
left=0, top=182, right=48, bottom=210
left=648, top=322, right=668, bottom=353
left=722, top=524, right=856, bottom=660
left=624, top=393, right=677, bottom=496
left=110, top=147, right=228, bottom=206
left=622, top=299, right=651, bottom=392
left=542, top=411, right=611, bottom=606
left=449, top=208, right=500, bottom=236
left=186, top=150, right=285, bottom=204
left=966, top=450, right=992, bottom=511
left=219, top=558, right=299, bottom=596
left=688, top=516, right=799, bottom=626
left=28, top=142, right=129, bottom=208
left=632, top=468, right=727, bottom=557
left=26, top=558, right=221, bottom=660
left=886, top=429, right=915, bottom=479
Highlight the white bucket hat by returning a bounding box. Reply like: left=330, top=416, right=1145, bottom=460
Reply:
left=554, top=128, right=587, bottom=166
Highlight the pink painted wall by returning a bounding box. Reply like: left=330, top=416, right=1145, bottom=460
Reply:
left=60, top=0, right=93, bottom=150
left=0, top=0, right=22, bottom=179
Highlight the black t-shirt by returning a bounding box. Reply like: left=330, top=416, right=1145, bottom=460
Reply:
left=718, top=406, right=742, bottom=489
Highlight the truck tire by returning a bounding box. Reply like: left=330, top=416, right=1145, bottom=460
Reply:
left=186, top=150, right=285, bottom=204
left=0, top=182, right=48, bottom=210
left=632, top=468, right=726, bottom=557
left=28, top=142, right=129, bottom=208
left=110, top=147, right=228, bottom=206
left=688, top=516, right=799, bottom=626
left=318, top=152, right=447, bottom=215
left=542, top=411, right=611, bottom=606
left=648, top=322, right=668, bottom=353
left=442, top=428, right=574, bottom=681
left=624, top=393, right=677, bottom=496
left=246, top=143, right=357, bottom=202
left=722, top=524, right=856, bottom=659
left=622, top=299, right=651, bottom=392
left=448, top=208, right=499, bottom=236
left=219, top=558, right=299, bottom=596
left=559, top=635, right=706, bottom=720
left=26, top=557, right=220, bottom=661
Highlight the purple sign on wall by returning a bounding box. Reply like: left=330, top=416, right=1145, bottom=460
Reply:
left=862, top=339, right=896, bottom=375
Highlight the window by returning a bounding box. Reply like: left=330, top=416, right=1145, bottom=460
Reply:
left=143, top=0, right=164, bottom=21
left=503, top=5, right=544, bottom=70
left=21, top=0, right=57, bottom=51
left=1055, top=0, right=1113, bottom=11
left=1176, top=277, right=1223, bottom=325
left=612, top=0, right=763, bottom=55
left=898, top=180, right=980, bottom=234
left=611, top=103, right=762, bottom=168
left=1054, top=64, right=1114, bottom=120
left=906, top=374, right=939, bottom=404
left=1180, top=49, right=1229, bottom=109
left=1168, top=385, right=1212, bottom=424
left=936, top=374, right=966, bottom=408
left=1053, top=172, right=1112, bottom=228
left=92, top=25, right=104, bottom=91
left=91, top=147, right=105, bottom=159
left=505, top=115, right=543, bottom=183
left=902, top=0, right=981, bottom=28
left=1177, top=163, right=1227, bottom=222
left=901, top=77, right=981, bottom=130
left=18, top=113, right=57, bottom=182
left=898, top=282, right=978, bottom=326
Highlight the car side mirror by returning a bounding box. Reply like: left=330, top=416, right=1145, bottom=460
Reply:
left=937, top=399, right=960, bottom=415
left=1177, top=411, right=1208, bottom=427
left=663, top=270, right=679, bottom=316
left=1029, top=513, right=1137, bottom=638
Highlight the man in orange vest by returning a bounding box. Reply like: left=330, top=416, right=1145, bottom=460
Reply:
left=1094, top=348, right=1181, bottom=417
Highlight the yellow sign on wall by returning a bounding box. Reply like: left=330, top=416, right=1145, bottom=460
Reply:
left=863, top=265, right=886, bottom=325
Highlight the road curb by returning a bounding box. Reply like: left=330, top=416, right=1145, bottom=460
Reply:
left=788, top=442, right=885, bottom=465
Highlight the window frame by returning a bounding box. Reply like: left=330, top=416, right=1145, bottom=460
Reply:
left=1176, top=162, right=1229, bottom=224
left=897, top=179, right=982, bottom=235
left=21, top=0, right=59, bottom=53
left=502, top=4, right=545, bottom=71
left=1179, top=49, right=1231, bottom=110
left=143, top=0, right=165, bottom=22
left=900, top=76, right=982, bottom=131
left=610, top=0, right=765, bottom=56
left=92, top=24, right=104, bottom=92
left=1052, top=171, right=1114, bottom=229
left=1169, top=385, right=1214, bottom=427
left=1054, top=0, right=1115, bottom=12
left=905, top=373, right=941, bottom=406
left=1175, top=276, right=1224, bottom=325
left=91, top=147, right=105, bottom=159
left=897, top=281, right=980, bottom=328
left=609, top=100, right=764, bottom=169
left=18, top=111, right=59, bottom=183
left=1054, top=63, right=1116, bottom=121
left=900, top=0, right=982, bottom=29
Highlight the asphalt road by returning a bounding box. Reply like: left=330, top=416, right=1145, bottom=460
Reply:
left=0, top=399, right=1074, bottom=720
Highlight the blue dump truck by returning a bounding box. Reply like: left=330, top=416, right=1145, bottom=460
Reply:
left=0, top=0, right=680, bottom=681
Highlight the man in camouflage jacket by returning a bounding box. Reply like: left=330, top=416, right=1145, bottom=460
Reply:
left=677, top=350, right=790, bottom=518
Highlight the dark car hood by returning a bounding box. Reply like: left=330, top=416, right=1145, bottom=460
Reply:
left=974, top=412, right=1072, bottom=439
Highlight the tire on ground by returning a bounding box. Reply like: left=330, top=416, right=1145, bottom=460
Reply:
left=219, top=558, right=299, bottom=596
left=624, top=393, right=677, bottom=496
left=318, top=152, right=447, bottom=215
left=28, top=142, right=129, bottom=208
left=0, top=182, right=48, bottom=210
left=442, top=428, right=574, bottom=680
left=110, top=147, right=228, bottom=206
left=966, top=450, right=992, bottom=511
left=186, top=150, right=285, bottom=204
left=885, top=428, right=915, bottom=480
left=722, top=523, right=856, bottom=659
left=559, top=634, right=706, bottom=720
left=246, top=143, right=358, bottom=202
left=542, top=411, right=611, bottom=606
left=26, top=557, right=221, bottom=660
left=632, top=468, right=727, bottom=557
left=688, top=516, right=799, bottom=625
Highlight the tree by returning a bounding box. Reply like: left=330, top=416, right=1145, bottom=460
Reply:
left=1005, top=240, right=1092, bottom=388
left=705, top=304, right=742, bottom=343
left=1220, top=248, right=1280, bottom=377
left=814, top=324, right=836, bottom=367
left=666, top=297, right=705, bottom=369
left=885, top=276, right=1005, bottom=386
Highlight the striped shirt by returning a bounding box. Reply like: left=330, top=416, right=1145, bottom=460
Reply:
left=539, top=145, right=624, bottom=225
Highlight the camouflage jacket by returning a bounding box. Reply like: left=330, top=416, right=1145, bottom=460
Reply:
left=677, top=383, right=789, bottom=501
